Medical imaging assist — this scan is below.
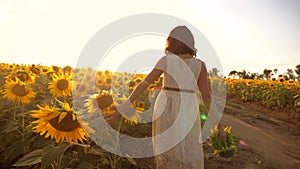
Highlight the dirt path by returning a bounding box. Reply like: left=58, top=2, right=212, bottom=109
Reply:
left=219, top=101, right=300, bottom=169
left=137, top=100, right=300, bottom=169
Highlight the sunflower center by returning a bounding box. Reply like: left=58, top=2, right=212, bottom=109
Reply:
left=96, top=79, right=103, bottom=85
left=63, top=66, right=72, bottom=73
left=86, top=75, right=92, bottom=81
left=77, top=84, right=86, bottom=92
left=106, top=78, right=112, bottom=84
left=12, top=84, right=27, bottom=96
left=17, top=72, right=29, bottom=82
left=30, top=67, right=40, bottom=74
left=57, top=79, right=69, bottom=90
left=49, top=112, right=80, bottom=132
left=96, top=95, right=113, bottom=110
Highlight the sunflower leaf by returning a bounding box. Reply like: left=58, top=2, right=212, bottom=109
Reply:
left=125, top=153, right=137, bottom=166
left=12, top=149, right=42, bottom=166
left=41, top=143, right=71, bottom=167
left=78, top=162, right=94, bottom=169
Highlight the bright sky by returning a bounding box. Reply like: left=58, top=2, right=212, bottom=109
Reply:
left=0, top=0, right=299, bottom=76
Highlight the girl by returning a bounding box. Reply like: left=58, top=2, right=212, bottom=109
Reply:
left=106, top=25, right=224, bottom=169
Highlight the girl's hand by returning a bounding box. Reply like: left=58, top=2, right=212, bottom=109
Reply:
left=104, top=101, right=131, bottom=124
left=104, top=110, right=121, bottom=124
left=217, top=124, right=227, bottom=142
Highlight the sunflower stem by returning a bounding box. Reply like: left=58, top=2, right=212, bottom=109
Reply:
left=111, top=120, right=123, bottom=169
left=21, top=104, right=26, bottom=154
left=53, top=97, right=57, bottom=106
left=22, top=105, right=25, bottom=140
left=65, top=141, right=90, bottom=148
left=57, top=154, right=63, bottom=169
left=13, top=104, right=17, bottom=121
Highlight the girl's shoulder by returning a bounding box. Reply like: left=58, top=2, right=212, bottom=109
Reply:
left=193, top=58, right=207, bottom=69
left=193, top=57, right=204, bottom=64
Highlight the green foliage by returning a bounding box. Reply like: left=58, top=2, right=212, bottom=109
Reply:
left=227, top=79, right=300, bottom=112
left=209, top=126, right=237, bottom=157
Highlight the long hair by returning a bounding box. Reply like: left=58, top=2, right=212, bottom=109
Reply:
left=165, top=26, right=197, bottom=56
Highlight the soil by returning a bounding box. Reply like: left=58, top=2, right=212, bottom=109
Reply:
left=204, top=98, right=300, bottom=169
left=135, top=98, right=300, bottom=169
left=227, top=96, right=300, bottom=126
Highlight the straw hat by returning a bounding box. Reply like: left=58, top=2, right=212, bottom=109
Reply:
left=169, top=25, right=196, bottom=51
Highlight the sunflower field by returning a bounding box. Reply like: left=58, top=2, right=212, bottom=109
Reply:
left=0, top=63, right=161, bottom=168
left=1, top=62, right=299, bottom=168
left=226, top=78, right=300, bottom=112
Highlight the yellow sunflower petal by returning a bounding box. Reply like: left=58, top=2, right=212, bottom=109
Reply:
left=72, top=114, right=77, bottom=121
left=64, top=102, right=71, bottom=112
left=46, top=111, right=60, bottom=120
left=58, top=112, right=67, bottom=124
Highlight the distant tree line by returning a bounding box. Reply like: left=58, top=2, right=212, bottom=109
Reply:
left=227, top=64, right=300, bottom=81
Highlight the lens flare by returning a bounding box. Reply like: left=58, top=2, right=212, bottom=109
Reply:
left=200, top=114, right=207, bottom=120
left=238, top=140, right=248, bottom=147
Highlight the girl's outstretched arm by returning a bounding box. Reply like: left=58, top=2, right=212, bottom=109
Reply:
left=105, top=57, right=165, bottom=124
left=128, top=68, right=163, bottom=103
left=127, top=56, right=166, bottom=103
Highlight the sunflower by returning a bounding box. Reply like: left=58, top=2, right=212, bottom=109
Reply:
left=31, top=101, right=95, bottom=143
left=0, top=74, right=5, bottom=87
left=41, top=66, right=50, bottom=74
left=95, top=78, right=104, bottom=88
left=29, top=64, right=41, bottom=75
left=84, top=72, right=94, bottom=83
left=96, top=70, right=103, bottom=77
left=278, top=78, right=285, bottom=83
left=122, top=103, right=144, bottom=125
left=85, top=91, right=115, bottom=114
left=72, top=70, right=85, bottom=84
left=62, top=65, right=73, bottom=74
left=77, top=68, right=95, bottom=83
left=286, top=85, right=292, bottom=90
left=105, top=77, right=112, bottom=87
left=95, top=70, right=111, bottom=88
left=77, top=69, right=87, bottom=78
left=0, top=68, right=9, bottom=76
left=134, top=77, right=143, bottom=84
left=128, top=80, right=137, bottom=90
left=246, top=81, right=252, bottom=86
left=148, top=83, right=156, bottom=91
left=8, top=64, right=17, bottom=70
left=7, top=69, right=36, bottom=84
left=118, top=100, right=144, bottom=125
left=134, top=100, right=145, bottom=109
left=2, top=79, right=36, bottom=104
left=104, top=70, right=112, bottom=77
left=209, top=125, right=236, bottom=157
left=123, top=110, right=142, bottom=125
left=52, top=66, right=60, bottom=73
left=86, top=82, right=144, bottom=125
left=154, top=77, right=161, bottom=85
left=49, top=73, right=72, bottom=97
left=73, top=81, right=89, bottom=96
left=223, top=126, right=232, bottom=134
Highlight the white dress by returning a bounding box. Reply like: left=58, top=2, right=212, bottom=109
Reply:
left=152, top=54, right=204, bottom=169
